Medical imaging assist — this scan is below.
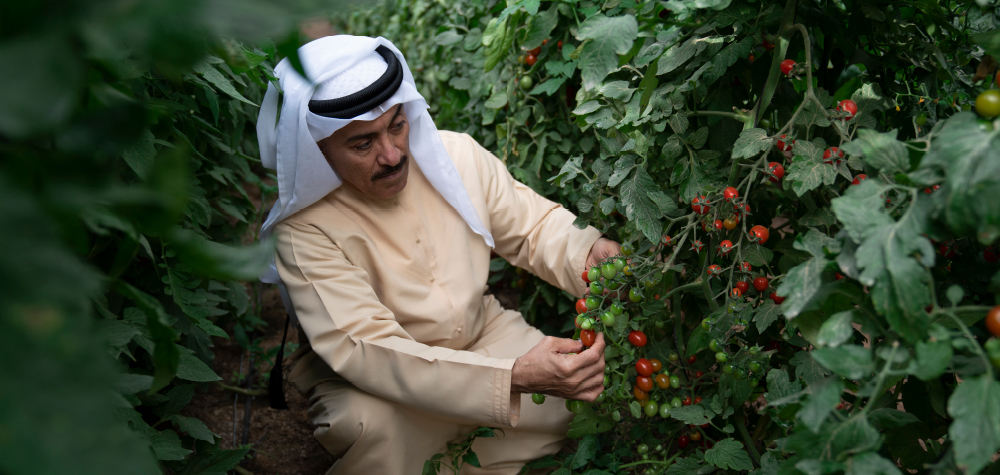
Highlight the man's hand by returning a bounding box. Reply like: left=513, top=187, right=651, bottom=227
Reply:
left=586, top=237, right=622, bottom=271
left=511, top=334, right=606, bottom=401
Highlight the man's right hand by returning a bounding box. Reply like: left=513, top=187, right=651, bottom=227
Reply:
left=510, top=333, right=606, bottom=402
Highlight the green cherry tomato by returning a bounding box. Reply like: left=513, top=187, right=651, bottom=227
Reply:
left=606, top=280, right=620, bottom=290
left=658, top=404, right=671, bottom=418
left=733, top=367, right=746, bottom=380
left=601, top=311, right=616, bottom=326
left=575, top=314, right=586, bottom=327
left=759, top=118, right=772, bottom=129
left=596, top=390, right=606, bottom=403
left=644, top=280, right=655, bottom=289
left=581, top=318, right=593, bottom=330
left=976, top=90, right=1000, bottom=118
left=979, top=119, right=995, bottom=131
left=604, top=365, right=611, bottom=374
left=637, top=443, right=649, bottom=454
left=590, top=281, right=604, bottom=295
left=644, top=400, right=659, bottom=417
left=520, top=76, right=533, bottom=90
left=716, top=352, right=728, bottom=363
left=709, top=339, right=719, bottom=351
left=749, top=361, right=762, bottom=373
left=614, top=258, right=627, bottom=272
left=701, top=318, right=711, bottom=331
left=622, top=265, right=632, bottom=276
left=671, top=397, right=682, bottom=408
left=604, top=375, right=611, bottom=387
left=585, top=297, right=600, bottom=310
left=629, top=288, right=643, bottom=303
left=570, top=400, right=586, bottom=414
left=749, top=378, right=759, bottom=388
left=601, top=263, right=617, bottom=280
left=531, top=393, right=546, bottom=404
left=610, top=303, right=624, bottom=316
left=565, top=399, right=573, bottom=411
left=669, top=352, right=679, bottom=363
left=621, top=243, right=634, bottom=256
left=722, top=363, right=733, bottom=374
left=670, top=375, right=681, bottom=389
left=654, top=320, right=664, bottom=329
left=915, top=114, right=927, bottom=126
left=587, top=267, right=601, bottom=282
left=749, top=346, right=759, bottom=356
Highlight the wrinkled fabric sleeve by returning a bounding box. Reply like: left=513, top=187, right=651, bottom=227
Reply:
left=465, top=135, right=603, bottom=298
left=275, top=221, right=521, bottom=427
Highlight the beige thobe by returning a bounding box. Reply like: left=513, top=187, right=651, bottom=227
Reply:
left=276, top=130, right=603, bottom=474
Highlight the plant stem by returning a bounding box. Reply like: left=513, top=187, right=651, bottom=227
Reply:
left=749, top=0, right=798, bottom=128
left=617, top=452, right=681, bottom=470
left=217, top=382, right=268, bottom=397
left=942, top=310, right=994, bottom=379
left=674, top=293, right=686, bottom=357
left=735, top=413, right=762, bottom=467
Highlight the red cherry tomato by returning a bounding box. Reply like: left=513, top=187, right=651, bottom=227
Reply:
left=575, top=299, right=588, bottom=314
left=776, top=134, right=793, bottom=151
left=986, top=306, right=1000, bottom=337
left=780, top=59, right=796, bottom=76
left=733, top=203, right=751, bottom=217
left=692, top=195, right=710, bottom=214
left=985, top=248, right=999, bottom=263
left=767, top=162, right=785, bottom=182
left=717, top=240, right=734, bottom=256
left=636, top=358, right=654, bottom=377
left=749, top=225, right=770, bottom=244
left=730, top=287, right=743, bottom=298
left=769, top=292, right=785, bottom=304
left=763, top=39, right=774, bottom=50
left=753, top=277, right=769, bottom=292
left=736, top=281, right=750, bottom=294
left=687, top=355, right=697, bottom=364
left=662, top=234, right=672, bottom=246
left=707, top=264, right=722, bottom=277
left=636, top=375, right=654, bottom=392
left=838, top=99, right=858, bottom=119
left=682, top=396, right=692, bottom=406
left=582, top=270, right=591, bottom=283
left=834, top=272, right=845, bottom=280
left=581, top=329, right=596, bottom=347
left=852, top=174, right=867, bottom=185
left=529, top=46, right=541, bottom=56
left=694, top=396, right=703, bottom=404
left=714, top=219, right=724, bottom=230
left=650, top=359, right=663, bottom=372
left=634, top=386, right=649, bottom=400
left=525, top=54, right=537, bottom=66
left=655, top=373, right=669, bottom=389
left=628, top=331, right=648, bottom=347
left=557, top=40, right=563, bottom=50
left=678, top=434, right=690, bottom=448
left=723, top=186, right=739, bottom=201
left=695, top=370, right=704, bottom=379
left=740, top=261, right=752, bottom=273
left=823, top=147, right=844, bottom=165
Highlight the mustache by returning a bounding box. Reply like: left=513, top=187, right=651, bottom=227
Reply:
left=371, top=155, right=408, bottom=180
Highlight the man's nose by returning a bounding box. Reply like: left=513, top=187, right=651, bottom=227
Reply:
left=375, top=134, right=403, bottom=166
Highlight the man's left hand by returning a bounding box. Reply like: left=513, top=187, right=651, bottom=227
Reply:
left=586, top=237, right=622, bottom=270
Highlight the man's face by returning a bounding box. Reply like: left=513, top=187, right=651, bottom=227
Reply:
left=317, top=104, right=410, bottom=200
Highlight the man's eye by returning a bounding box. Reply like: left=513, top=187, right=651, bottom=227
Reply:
left=356, top=141, right=371, bottom=151
left=392, top=121, right=406, bottom=130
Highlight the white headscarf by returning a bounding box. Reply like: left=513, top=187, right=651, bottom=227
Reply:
left=256, top=35, right=494, bottom=283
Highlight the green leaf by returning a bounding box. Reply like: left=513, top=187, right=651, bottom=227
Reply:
left=732, top=128, right=771, bottom=159
left=754, top=300, right=782, bottom=333
left=150, top=429, right=191, bottom=461
left=840, top=129, right=910, bottom=176
left=575, top=14, right=638, bottom=90
left=433, top=30, right=463, bottom=46
left=176, top=348, right=221, bottom=382
left=169, top=414, right=218, bottom=442
left=812, top=345, right=874, bottom=380
left=912, top=339, right=952, bottom=381
left=764, top=368, right=802, bottom=406
left=669, top=405, right=712, bottom=425
left=795, top=99, right=832, bottom=128
left=794, top=228, right=841, bottom=258
left=817, top=310, right=854, bottom=347
left=775, top=257, right=828, bottom=319
left=704, top=438, right=754, bottom=471
left=798, top=377, right=844, bottom=433
left=571, top=435, right=599, bottom=469
left=529, top=77, right=566, bottom=96
left=743, top=245, right=773, bottom=267
left=799, top=208, right=838, bottom=228
left=192, top=61, right=256, bottom=106
left=482, top=17, right=513, bottom=73
left=829, top=416, right=883, bottom=459
left=0, top=34, right=83, bottom=138
left=115, top=373, right=153, bottom=394
left=567, top=404, right=614, bottom=438
left=666, top=457, right=705, bottom=475
left=948, top=375, right=1000, bottom=474
left=608, top=155, right=636, bottom=188
left=656, top=37, right=705, bottom=76
left=598, top=80, right=635, bottom=102
left=176, top=447, right=249, bottom=475
left=121, top=129, right=156, bottom=180
left=620, top=167, right=663, bottom=243
left=790, top=350, right=831, bottom=385
left=166, top=227, right=274, bottom=281
left=549, top=155, right=584, bottom=187
left=831, top=180, right=933, bottom=341
left=484, top=88, right=508, bottom=109
left=868, top=408, right=920, bottom=430
left=845, top=452, right=902, bottom=475
left=711, top=37, right=753, bottom=77
left=522, top=6, right=558, bottom=49
left=786, top=155, right=838, bottom=196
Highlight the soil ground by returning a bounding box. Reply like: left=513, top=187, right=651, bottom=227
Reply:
left=185, top=282, right=522, bottom=475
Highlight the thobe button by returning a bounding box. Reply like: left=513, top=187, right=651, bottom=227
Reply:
left=430, top=277, right=435, bottom=282
left=457, top=327, right=462, bottom=332
left=416, top=238, right=420, bottom=243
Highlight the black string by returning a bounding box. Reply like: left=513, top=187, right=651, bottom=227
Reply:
left=308, top=45, right=404, bottom=119
left=268, top=314, right=291, bottom=410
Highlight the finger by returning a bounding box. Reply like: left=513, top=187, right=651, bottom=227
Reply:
left=587, top=333, right=607, bottom=359
left=549, top=337, right=585, bottom=355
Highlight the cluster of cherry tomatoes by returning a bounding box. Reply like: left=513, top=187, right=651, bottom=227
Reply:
left=573, top=257, right=649, bottom=347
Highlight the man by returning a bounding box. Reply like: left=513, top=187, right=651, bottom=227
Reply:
left=256, top=35, right=620, bottom=474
